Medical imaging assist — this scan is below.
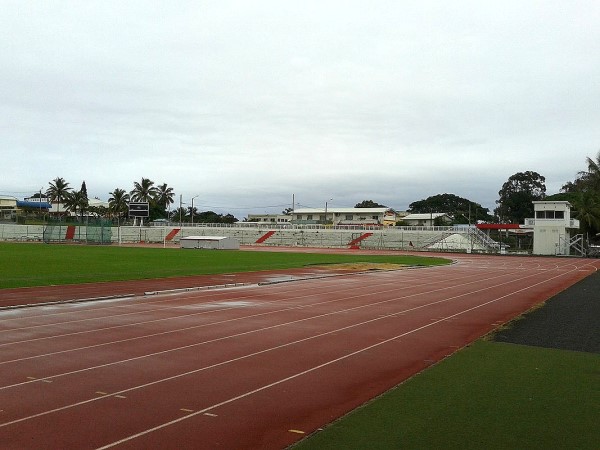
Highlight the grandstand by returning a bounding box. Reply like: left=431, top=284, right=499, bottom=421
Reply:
left=1, top=222, right=502, bottom=253
left=117, top=223, right=500, bottom=252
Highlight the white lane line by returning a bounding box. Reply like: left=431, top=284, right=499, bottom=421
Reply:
left=94, top=267, right=579, bottom=449
left=0, top=289, right=357, bottom=344
left=0, top=271, right=369, bottom=324
left=9, top=254, right=547, bottom=331
left=2, top=265, right=430, bottom=326
left=0, top=267, right=493, bottom=353
left=4, top=258, right=581, bottom=382
left=0, top=268, right=426, bottom=332
left=0, top=278, right=342, bottom=331
left=0, top=268, right=526, bottom=389
left=0, top=263, right=579, bottom=430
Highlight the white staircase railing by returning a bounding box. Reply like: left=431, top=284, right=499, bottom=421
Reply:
left=468, top=226, right=499, bottom=250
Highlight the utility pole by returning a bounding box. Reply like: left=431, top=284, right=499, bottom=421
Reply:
left=191, top=195, right=199, bottom=226
left=179, top=195, right=183, bottom=226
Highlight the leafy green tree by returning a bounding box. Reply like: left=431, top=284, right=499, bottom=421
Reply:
left=79, top=181, right=89, bottom=220
left=355, top=200, right=386, bottom=208
left=88, top=205, right=108, bottom=219
left=108, top=188, right=130, bottom=225
left=190, top=210, right=239, bottom=224
left=80, top=181, right=88, bottom=201
left=46, top=177, right=72, bottom=219
left=495, top=171, right=546, bottom=223
left=409, top=193, right=493, bottom=223
left=222, top=214, right=238, bottom=224
left=195, top=211, right=222, bottom=223
left=560, top=178, right=587, bottom=194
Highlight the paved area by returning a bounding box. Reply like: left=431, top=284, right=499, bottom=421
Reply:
left=494, top=271, right=600, bottom=354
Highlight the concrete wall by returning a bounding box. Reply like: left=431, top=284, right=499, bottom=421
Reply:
left=0, top=224, right=499, bottom=253
left=0, top=224, right=44, bottom=241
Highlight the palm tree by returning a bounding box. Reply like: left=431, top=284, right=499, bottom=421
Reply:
left=578, top=150, right=600, bottom=191
left=572, top=190, right=600, bottom=236
left=170, top=207, right=188, bottom=225
left=62, top=190, right=89, bottom=222
left=130, top=178, right=158, bottom=203
left=187, top=206, right=198, bottom=222
left=155, top=183, right=175, bottom=217
left=46, top=177, right=72, bottom=220
left=108, top=188, right=130, bottom=225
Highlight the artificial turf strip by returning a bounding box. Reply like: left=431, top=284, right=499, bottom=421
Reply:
left=294, top=340, right=600, bottom=450
left=0, top=242, right=449, bottom=289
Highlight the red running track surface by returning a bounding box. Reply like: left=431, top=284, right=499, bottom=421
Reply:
left=0, top=254, right=598, bottom=449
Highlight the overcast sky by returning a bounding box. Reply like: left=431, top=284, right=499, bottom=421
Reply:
left=1, top=1, right=599, bottom=218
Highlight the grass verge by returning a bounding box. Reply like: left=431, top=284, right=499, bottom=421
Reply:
left=293, top=340, right=600, bottom=450
left=0, top=242, right=449, bottom=288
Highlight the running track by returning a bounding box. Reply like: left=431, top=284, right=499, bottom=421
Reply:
left=1, top=254, right=598, bottom=449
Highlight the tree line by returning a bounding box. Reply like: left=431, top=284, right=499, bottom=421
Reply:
left=34, top=150, right=600, bottom=237
left=492, top=152, right=600, bottom=238
left=43, top=177, right=237, bottom=224
left=352, top=151, right=600, bottom=238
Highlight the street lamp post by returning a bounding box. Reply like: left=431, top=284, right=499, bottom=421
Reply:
left=191, top=195, right=199, bottom=226
left=324, top=198, right=333, bottom=225
left=179, top=195, right=184, bottom=226
left=40, top=188, right=45, bottom=225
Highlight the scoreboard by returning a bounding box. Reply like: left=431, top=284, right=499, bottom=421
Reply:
left=128, top=202, right=149, bottom=218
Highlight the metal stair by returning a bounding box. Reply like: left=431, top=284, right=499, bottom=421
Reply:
left=466, top=226, right=498, bottom=251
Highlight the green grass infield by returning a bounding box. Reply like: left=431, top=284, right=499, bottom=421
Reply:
left=293, top=340, right=600, bottom=450
left=0, top=242, right=449, bottom=289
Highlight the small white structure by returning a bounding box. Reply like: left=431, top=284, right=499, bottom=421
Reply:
left=524, top=201, right=580, bottom=256
left=180, top=236, right=240, bottom=250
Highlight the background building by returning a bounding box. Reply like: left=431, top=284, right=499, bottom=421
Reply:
left=0, top=196, right=17, bottom=221
left=246, top=214, right=292, bottom=224
left=401, top=213, right=452, bottom=227
left=290, top=207, right=402, bottom=226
